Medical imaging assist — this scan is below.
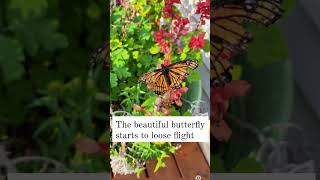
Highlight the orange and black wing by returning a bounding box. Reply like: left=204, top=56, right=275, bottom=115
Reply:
left=212, top=0, right=283, bottom=60
left=140, top=60, right=199, bottom=95
left=167, top=60, right=199, bottom=89
left=140, top=70, right=170, bottom=95
left=211, top=58, right=233, bottom=87
left=211, top=0, right=283, bottom=87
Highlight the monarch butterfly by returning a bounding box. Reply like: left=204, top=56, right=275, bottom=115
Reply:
left=212, top=0, right=283, bottom=55
left=140, top=60, right=199, bottom=95
left=211, top=0, right=283, bottom=87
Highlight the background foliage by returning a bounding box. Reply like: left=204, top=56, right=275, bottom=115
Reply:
left=110, top=0, right=162, bottom=111
left=211, top=0, right=296, bottom=172
left=0, top=0, right=109, bottom=172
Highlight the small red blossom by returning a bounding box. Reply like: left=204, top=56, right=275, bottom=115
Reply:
left=170, top=87, right=188, bottom=106
left=173, top=16, right=190, bottom=37
left=211, top=80, right=251, bottom=142
left=164, top=32, right=172, bottom=38
left=189, top=33, right=205, bottom=49
left=163, top=55, right=171, bottom=66
left=154, top=28, right=165, bottom=43
left=169, top=0, right=181, bottom=3
left=134, top=104, right=153, bottom=116
left=134, top=105, right=145, bottom=111
left=154, top=29, right=171, bottom=54
left=159, top=41, right=170, bottom=54
left=163, top=5, right=174, bottom=18
left=162, top=0, right=181, bottom=18
left=195, top=0, right=210, bottom=25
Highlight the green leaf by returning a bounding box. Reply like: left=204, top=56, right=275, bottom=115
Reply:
left=154, top=157, right=167, bottom=172
left=110, top=39, right=122, bottom=51
left=33, top=117, right=58, bottom=138
left=232, top=158, right=264, bottom=173
left=110, top=73, right=118, bottom=88
left=132, top=51, right=139, bottom=59
left=182, top=46, right=190, bottom=54
left=170, top=108, right=181, bottom=116
left=187, top=71, right=201, bottom=82
left=180, top=53, right=187, bottom=60
left=149, top=45, right=160, bottom=54
left=141, top=96, right=157, bottom=107
left=247, top=26, right=288, bottom=68
left=183, top=111, right=192, bottom=116
left=10, top=19, right=68, bottom=55
left=111, top=48, right=129, bottom=67
left=0, top=36, right=25, bottom=83
left=9, top=0, right=48, bottom=18
left=127, top=24, right=138, bottom=34
left=231, top=65, right=242, bottom=80
left=113, top=67, right=131, bottom=79
left=203, top=40, right=210, bottom=52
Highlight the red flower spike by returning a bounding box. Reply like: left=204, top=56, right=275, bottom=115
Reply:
left=154, top=29, right=171, bottom=54
left=162, top=0, right=181, bottom=18
left=173, top=16, right=190, bottom=39
left=195, top=0, right=210, bottom=25
left=154, top=28, right=164, bottom=43
left=189, top=33, right=205, bottom=49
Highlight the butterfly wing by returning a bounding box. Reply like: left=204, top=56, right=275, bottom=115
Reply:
left=140, top=70, right=170, bottom=95
left=211, top=58, right=233, bottom=87
left=167, top=60, right=199, bottom=89
left=212, top=0, right=283, bottom=58
left=211, top=0, right=283, bottom=87
left=140, top=60, right=199, bottom=94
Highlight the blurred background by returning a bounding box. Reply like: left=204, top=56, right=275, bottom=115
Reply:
left=281, top=0, right=320, bottom=173
left=0, top=0, right=109, bottom=175
left=210, top=0, right=320, bottom=174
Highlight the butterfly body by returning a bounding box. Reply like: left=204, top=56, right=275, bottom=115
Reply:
left=160, top=64, right=174, bottom=87
left=140, top=60, right=199, bottom=95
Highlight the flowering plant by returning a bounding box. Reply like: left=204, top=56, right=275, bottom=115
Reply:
left=110, top=0, right=210, bottom=176
left=133, top=0, right=210, bottom=116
